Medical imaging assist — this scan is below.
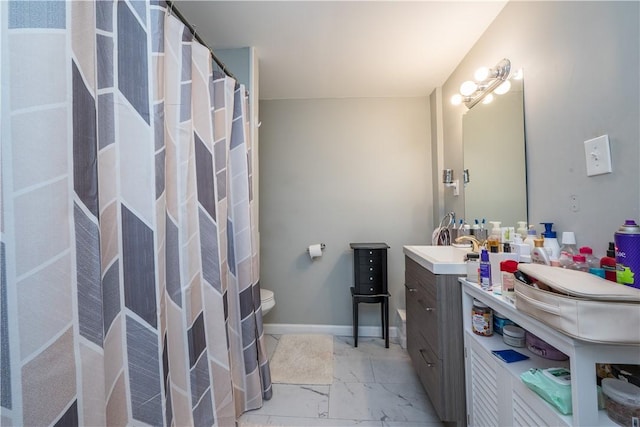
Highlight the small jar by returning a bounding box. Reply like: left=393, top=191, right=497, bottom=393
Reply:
left=472, top=299, right=493, bottom=336
left=503, top=325, right=526, bottom=347
left=493, top=311, right=515, bottom=336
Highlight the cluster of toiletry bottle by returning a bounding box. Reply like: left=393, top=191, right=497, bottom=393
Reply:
left=466, top=218, right=640, bottom=290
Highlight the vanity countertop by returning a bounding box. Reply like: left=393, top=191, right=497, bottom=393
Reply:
left=403, top=245, right=470, bottom=275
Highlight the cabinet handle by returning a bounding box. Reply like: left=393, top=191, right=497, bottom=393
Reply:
left=419, top=349, right=436, bottom=367
left=418, top=299, right=435, bottom=312
left=404, top=283, right=417, bottom=292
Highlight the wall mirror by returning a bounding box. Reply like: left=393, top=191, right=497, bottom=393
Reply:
left=462, top=77, right=527, bottom=228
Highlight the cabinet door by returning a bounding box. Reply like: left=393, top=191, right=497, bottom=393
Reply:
left=466, top=335, right=499, bottom=427
left=511, top=376, right=568, bottom=427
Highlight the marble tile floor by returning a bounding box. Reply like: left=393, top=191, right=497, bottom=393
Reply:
left=239, top=335, right=445, bottom=427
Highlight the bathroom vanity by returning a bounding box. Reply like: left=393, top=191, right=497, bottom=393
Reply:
left=403, top=245, right=469, bottom=426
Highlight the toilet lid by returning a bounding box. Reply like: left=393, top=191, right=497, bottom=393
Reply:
left=260, top=288, right=274, bottom=302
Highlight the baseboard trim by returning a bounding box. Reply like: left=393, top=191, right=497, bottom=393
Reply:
left=263, top=323, right=398, bottom=339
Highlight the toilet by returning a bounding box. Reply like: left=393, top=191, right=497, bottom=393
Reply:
left=260, top=288, right=275, bottom=316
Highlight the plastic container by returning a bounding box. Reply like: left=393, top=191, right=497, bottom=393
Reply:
left=569, top=254, right=589, bottom=272
left=525, top=331, right=569, bottom=361
left=601, top=378, right=640, bottom=427
left=559, top=232, right=577, bottom=268
left=503, top=324, right=526, bottom=347
left=579, top=246, right=600, bottom=269
left=493, top=311, right=515, bottom=336
left=500, top=259, right=519, bottom=293
left=466, top=252, right=480, bottom=283
left=531, top=238, right=551, bottom=265
left=472, top=300, right=493, bottom=336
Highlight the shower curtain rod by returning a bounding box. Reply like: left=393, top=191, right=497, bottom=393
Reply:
left=165, top=0, right=237, bottom=80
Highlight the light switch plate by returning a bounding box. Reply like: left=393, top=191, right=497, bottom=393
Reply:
left=584, top=135, right=612, bottom=177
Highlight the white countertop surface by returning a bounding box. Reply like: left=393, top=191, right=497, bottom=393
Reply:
left=403, top=245, right=471, bottom=275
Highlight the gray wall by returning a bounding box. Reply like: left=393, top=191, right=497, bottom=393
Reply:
left=439, top=1, right=639, bottom=254
left=259, top=98, right=432, bottom=326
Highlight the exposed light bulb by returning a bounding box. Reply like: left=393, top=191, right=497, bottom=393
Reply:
left=482, top=94, right=494, bottom=104
left=474, top=66, right=489, bottom=82
left=512, top=68, right=524, bottom=80
left=451, top=94, right=463, bottom=105
left=459, top=81, right=477, bottom=97
left=494, top=80, right=511, bottom=95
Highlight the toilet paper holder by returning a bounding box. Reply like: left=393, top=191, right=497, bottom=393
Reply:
left=306, top=243, right=326, bottom=253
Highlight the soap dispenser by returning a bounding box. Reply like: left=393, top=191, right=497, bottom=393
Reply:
left=517, top=221, right=528, bottom=240
left=524, top=225, right=537, bottom=250
left=540, top=222, right=560, bottom=260
left=487, top=221, right=502, bottom=253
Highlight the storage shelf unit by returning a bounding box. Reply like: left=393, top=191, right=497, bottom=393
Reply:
left=461, top=278, right=640, bottom=427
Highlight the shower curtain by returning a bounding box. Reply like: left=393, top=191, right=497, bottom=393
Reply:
left=0, top=1, right=271, bottom=426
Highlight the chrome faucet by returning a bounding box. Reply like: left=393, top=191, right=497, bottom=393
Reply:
left=455, top=235, right=485, bottom=253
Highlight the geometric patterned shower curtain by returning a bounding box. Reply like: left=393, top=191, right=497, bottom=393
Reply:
left=0, top=2, right=271, bottom=426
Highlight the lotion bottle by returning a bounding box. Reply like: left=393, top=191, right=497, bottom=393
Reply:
left=531, top=238, right=551, bottom=265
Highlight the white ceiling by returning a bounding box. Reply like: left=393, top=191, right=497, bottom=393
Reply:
left=173, top=1, right=508, bottom=100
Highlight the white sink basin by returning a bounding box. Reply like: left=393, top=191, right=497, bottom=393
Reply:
left=403, top=245, right=471, bottom=275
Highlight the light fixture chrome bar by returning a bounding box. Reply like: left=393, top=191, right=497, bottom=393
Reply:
left=464, top=58, right=511, bottom=109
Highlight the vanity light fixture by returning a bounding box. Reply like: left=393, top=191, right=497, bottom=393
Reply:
left=451, top=58, right=513, bottom=109
left=442, top=169, right=459, bottom=196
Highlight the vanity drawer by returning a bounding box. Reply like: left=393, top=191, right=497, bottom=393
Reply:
left=405, top=281, right=440, bottom=357
left=407, top=321, right=443, bottom=418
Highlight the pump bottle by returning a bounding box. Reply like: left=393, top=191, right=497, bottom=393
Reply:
left=517, top=221, right=528, bottom=240
left=487, top=221, right=502, bottom=253
left=541, top=222, right=560, bottom=260
left=524, top=226, right=537, bottom=250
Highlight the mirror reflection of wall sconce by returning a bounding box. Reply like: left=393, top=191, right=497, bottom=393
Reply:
left=442, top=169, right=459, bottom=196
left=450, top=58, right=522, bottom=109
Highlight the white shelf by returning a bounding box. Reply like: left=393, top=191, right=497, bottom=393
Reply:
left=464, top=329, right=569, bottom=379
left=460, top=278, right=637, bottom=426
